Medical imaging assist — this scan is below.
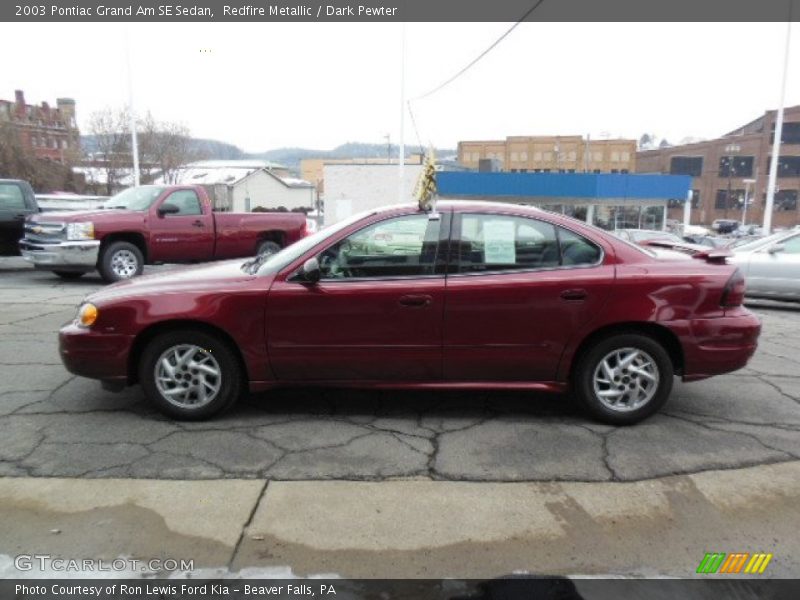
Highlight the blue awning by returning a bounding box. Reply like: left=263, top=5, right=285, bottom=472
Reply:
left=436, top=172, right=691, bottom=201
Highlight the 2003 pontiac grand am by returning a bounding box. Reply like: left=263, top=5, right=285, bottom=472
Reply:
left=59, top=201, right=761, bottom=424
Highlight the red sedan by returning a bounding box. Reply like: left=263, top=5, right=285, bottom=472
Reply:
left=59, top=202, right=761, bottom=424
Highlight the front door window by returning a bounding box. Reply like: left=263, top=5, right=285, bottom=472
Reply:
left=318, top=214, right=440, bottom=279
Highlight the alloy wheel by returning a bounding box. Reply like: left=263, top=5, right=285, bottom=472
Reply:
left=592, top=347, right=660, bottom=412
left=110, top=249, right=139, bottom=279
left=154, top=344, right=222, bottom=409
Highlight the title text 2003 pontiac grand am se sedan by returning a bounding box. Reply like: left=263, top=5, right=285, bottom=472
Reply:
left=59, top=201, right=761, bottom=425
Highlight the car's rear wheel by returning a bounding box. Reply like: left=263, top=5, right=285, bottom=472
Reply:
left=139, top=330, right=243, bottom=420
left=573, top=333, right=673, bottom=425
left=98, top=241, right=144, bottom=283
left=53, top=270, right=85, bottom=280
left=256, top=240, right=281, bottom=257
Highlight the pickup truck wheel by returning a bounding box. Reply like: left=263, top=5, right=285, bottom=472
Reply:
left=139, top=330, right=242, bottom=420
left=53, top=271, right=85, bottom=280
left=99, top=241, right=144, bottom=283
left=257, top=240, right=281, bottom=257
left=573, top=333, right=673, bottom=425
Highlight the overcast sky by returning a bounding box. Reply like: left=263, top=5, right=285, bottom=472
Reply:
left=2, top=22, right=798, bottom=152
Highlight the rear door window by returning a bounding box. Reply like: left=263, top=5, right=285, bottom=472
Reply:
left=455, top=213, right=602, bottom=272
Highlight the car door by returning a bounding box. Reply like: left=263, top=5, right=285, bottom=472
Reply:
left=0, top=181, right=36, bottom=255
left=744, top=233, right=800, bottom=299
left=266, top=211, right=449, bottom=381
left=443, top=211, right=614, bottom=382
left=148, top=188, right=214, bottom=262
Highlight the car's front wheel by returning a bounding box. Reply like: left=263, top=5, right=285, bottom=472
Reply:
left=98, top=241, right=144, bottom=283
left=139, top=329, right=243, bottom=420
left=573, top=333, right=673, bottom=425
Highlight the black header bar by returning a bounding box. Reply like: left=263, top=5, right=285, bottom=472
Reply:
left=3, top=0, right=799, bottom=23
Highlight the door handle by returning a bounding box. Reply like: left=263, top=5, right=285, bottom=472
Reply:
left=398, top=294, right=432, bottom=308
left=560, top=288, right=588, bottom=302
left=14, top=214, right=27, bottom=220
left=192, top=220, right=205, bottom=228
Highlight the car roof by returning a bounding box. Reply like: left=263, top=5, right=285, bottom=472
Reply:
left=373, top=200, right=545, bottom=215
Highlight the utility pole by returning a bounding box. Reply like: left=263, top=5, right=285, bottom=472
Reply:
left=398, top=22, right=406, bottom=205
left=764, top=19, right=793, bottom=235
left=124, top=26, right=140, bottom=187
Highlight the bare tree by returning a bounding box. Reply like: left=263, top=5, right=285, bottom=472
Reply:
left=139, top=114, right=200, bottom=184
left=87, top=107, right=131, bottom=195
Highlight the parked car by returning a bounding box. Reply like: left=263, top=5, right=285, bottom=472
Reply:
left=613, top=229, right=683, bottom=245
left=711, top=219, right=741, bottom=234
left=19, top=185, right=308, bottom=282
left=682, top=234, right=732, bottom=249
left=0, top=179, right=39, bottom=256
left=59, top=201, right=760, bottom=425
left=729, top=230, right=800, bottom=302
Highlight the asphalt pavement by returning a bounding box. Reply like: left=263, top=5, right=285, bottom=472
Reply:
left=1, top=256, right=799, bottom=578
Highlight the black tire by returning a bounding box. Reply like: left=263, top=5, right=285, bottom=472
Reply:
left=53, top=271, right=85, bottom=280
left=572, top=333, right=673, bottom=425
left=98, top=241, right=144, bottom=283
left=139, top=329, right=243, bottom=420
left=256, top=240, right=281, bottom=257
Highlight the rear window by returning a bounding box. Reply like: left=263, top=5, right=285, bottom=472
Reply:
left=0, top=183, right=26, bottom=210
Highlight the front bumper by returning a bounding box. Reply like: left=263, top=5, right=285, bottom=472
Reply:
left=59, top=322, right=133, bottom=383
left=19, top=239, right=100, bottom=269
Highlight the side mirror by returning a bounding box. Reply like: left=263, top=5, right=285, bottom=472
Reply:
left=301, top=257, right=321, bottom=284
left=157, top=203, right=180, bottom=217
left=768, top=243, right=785, bottom=255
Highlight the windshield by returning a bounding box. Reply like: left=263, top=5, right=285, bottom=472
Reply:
left=243, top=210, right=378, bottom=275
left=104, top=186, right=166, bottom=211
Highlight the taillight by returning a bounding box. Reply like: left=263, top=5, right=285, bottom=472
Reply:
left=721, top=268, right=746, bottom=307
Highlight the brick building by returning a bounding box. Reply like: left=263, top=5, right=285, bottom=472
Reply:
left=636, top=105, right=800, bottom=229
left=0, top=90, right=80, bottom=164
left=458, top=135, right=637, bottom=174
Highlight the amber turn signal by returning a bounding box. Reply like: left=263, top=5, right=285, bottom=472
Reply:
left=78, top=303, right=98, bottom=327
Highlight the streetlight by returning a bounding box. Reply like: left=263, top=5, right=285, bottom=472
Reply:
left=742, top=178, right=756, bottom=227
left=724, top=143, right=740, bottom=219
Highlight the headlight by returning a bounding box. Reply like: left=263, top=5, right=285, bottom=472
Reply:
left=77, top=303, right=98, bottom=328
left=66, top=222, right=95, bottom=241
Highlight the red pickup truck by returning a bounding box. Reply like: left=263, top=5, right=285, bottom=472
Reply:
left=19, top=185, right=308, bottom=282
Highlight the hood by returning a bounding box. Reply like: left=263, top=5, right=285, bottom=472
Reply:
left=30, top=209, right=141, bottom=223
left=87, top=259, right=270, bottom=304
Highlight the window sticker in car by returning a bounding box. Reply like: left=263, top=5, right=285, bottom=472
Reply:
left=483, top=219, right=516, bottom=264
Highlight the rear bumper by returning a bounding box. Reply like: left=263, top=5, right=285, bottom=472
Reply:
left=682, top=309, right=762, bottom=381
left=59, top=322, right=133, bottom=383
left=19, top=239, right=99, bottom=270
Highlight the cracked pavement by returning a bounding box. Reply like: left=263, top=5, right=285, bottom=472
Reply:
left=1, top=258, right=799, bottom=483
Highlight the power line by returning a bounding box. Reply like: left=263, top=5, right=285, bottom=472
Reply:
left=410, top=0, right=548, bottom=102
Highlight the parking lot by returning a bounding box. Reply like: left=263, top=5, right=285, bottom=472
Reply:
left=2, top=256, right=800, bottom=579
left=1, top=256, right=799, bottom=483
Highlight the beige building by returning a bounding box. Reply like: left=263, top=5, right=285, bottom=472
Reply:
left=301, top=155, right=424, bottom=195
left=636, top=105, right=800, bottom=229
left=458, top=135, right=637, bottom=174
